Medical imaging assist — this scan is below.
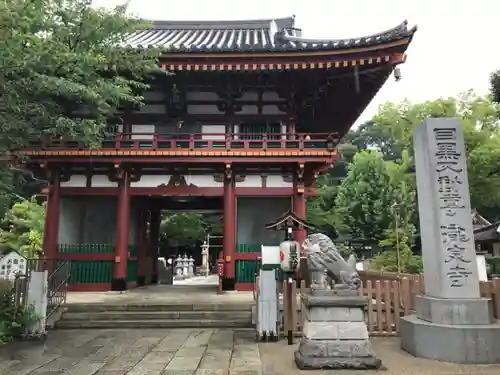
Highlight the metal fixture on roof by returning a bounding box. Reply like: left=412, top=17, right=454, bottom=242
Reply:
left=394, top=67, right=402, bottom=82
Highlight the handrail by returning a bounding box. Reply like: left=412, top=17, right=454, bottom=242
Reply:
left=46, top=260, right=71, bottom=317
left=29, top=132, right=340, bottom=151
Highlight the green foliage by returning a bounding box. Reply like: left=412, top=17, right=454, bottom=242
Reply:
left=491, top=70, right=500, bottom=103
left=0, top=0, right=163, bottom=151
left=371, top=224, right=422, bottom=274
left=0, top=199, right=45, bottom=257
left=307, top=175, right=338, bottom=237
left=0, top=280, right=38, bottom=345
left=334, top=151, right=394, bottom=242
left=486, top=256, right=500, bottom=275
left=326, top=91, right=500, bottom=268
left=370, top=92, right=500, bottom=215
left=160, top=212, right=222, bottom=248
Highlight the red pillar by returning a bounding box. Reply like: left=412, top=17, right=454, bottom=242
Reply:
left=43, top=170, right=60, bottom=274
left=149, top=208, right=160, bottom=284
left=137, top=206, right=147, bottom=286
left=223, top=167, right=236, bottom=288
left=293, top=191, right=307, bottom=252
left=112, top=171, right=130, bottom=291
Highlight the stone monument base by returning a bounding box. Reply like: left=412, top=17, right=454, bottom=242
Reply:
left=295, top=339, right=382, bottom=370
left=401, top=295, right=500, bottom=364
left=294, top=289, right=382, bottom=370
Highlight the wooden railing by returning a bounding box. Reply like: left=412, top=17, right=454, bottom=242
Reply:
left=254, top=271, right=500, bottom=337
left=30, top=132, right=339, bottom=151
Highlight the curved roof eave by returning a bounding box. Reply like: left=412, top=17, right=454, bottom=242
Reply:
left=125, top=19, right=417, bottom=55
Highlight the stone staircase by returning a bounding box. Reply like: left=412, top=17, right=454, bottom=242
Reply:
left=54, top=303, right=254, bottom=329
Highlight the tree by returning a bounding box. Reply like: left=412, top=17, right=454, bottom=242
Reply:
left=160, top=212, right=222, bottom=249
left=344, top=121, right=403, bottom=161
left=307, top=175, right=338, bottom=238
left=0, top=0, right=163, bottom=151
left=0, top=199, right=45, bottom=258
left=371, top=92, right=500, bottom=218
left=333, top=151, right=394, bottom=243
left=491, top=70, right=500, bottom=103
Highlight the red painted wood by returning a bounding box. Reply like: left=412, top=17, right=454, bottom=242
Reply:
left=223, top=174, right=236, bottom=279
left=59, top=187, right=317, bottom=197
left=68, top=283, right=110, bottom=292
left=67, top=282, right=137, bottom=292
left=130, top=187, right=223, bottom=196
left=137, top=207, right=147, bottom=279
left=36, top=132, right=338, bottom=151
left=28, top=156, right=335, bottom=164
left=293, top=191, right=307, bottom=254
left=149, top=209, right=161, bottom=278
left=43, top=173, right=60, bottom=275
left=235, top=283, right=254, bottom=292
left=234, top=252, right=261, bottom=261
left=113, top=172, right=131, bottom=280
left=55, top=253, right=114, bottom=261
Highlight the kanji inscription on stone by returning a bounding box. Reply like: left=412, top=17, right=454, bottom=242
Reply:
left=413, top=118, right=480, bottom=299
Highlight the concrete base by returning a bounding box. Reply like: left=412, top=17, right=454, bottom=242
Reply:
left=415, top=295, right=494, bottom=325
left=400, top=314, right=500, bottom=364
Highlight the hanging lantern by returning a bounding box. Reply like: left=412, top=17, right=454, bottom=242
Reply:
left=279, top=240, right=300, bottom=273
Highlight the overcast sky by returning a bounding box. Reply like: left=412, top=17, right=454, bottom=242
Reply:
left=95, top=0, right=499, bottom=126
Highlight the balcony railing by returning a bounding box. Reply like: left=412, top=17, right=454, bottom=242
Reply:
left=30, top=132, right=340, bottom=151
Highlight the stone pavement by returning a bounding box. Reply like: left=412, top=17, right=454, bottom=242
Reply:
left=65, top=285, right=253, bottom=306
left=173, top=275, right=219, bottom=286
left=1, top=328, right=500, bottom=375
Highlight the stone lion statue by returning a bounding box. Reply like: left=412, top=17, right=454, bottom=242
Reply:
left=304, top=233, right=361, bottom=290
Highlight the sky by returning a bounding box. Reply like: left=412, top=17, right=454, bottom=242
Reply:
left=95, top=0, right=500, bottom=127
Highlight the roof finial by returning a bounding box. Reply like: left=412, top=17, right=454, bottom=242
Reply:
left=269, top=20, right=279, bottom=38
left=269, top=19, right=278, bottom=40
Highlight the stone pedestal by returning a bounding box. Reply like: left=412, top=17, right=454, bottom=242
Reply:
left=294, top=289, right=382, bottom=370
left=401, top=295, right=500, bottom=364
left=401, top=118, right=500, bottom=364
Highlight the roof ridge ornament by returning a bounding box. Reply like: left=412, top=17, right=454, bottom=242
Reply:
left=269, top=20, right=278, bottom=40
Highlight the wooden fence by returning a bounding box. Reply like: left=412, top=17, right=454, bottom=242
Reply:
left=253, top=271, right=500, bottom=337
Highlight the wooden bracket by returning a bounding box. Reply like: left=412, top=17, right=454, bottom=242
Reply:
left=224, top=163, right=232, bottom=180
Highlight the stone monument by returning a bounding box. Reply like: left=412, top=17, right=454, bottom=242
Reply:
left=400, top=118, right=500, bottom=364
left=294, top=233, right=382, bottom=370
left=188, top=255, right=195, bottom=277
left=174, top=254, right=183, bottom=280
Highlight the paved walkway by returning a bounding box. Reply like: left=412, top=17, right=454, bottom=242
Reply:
left=174, top=275, right=219, bottom=286
left=1, top=329, right=500, bottom=375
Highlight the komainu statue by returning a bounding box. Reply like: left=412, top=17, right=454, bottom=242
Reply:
left=304, top=233, right=361, bottom=290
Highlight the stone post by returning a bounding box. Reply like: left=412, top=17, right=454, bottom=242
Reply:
left=26, top=270, right=48, bottom=337
left=400, top=118, right=500, bottom=364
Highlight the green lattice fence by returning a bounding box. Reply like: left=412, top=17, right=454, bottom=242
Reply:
left=57, top=244, right=138, bottom=284
left=70, top=260, right=113, bottom=284
left=57, top=244, right=113, bottom=253
left=236, top=244, right=261, bottom=253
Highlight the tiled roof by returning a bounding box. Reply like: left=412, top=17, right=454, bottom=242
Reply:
left=125, top=16, right=417, bottom=53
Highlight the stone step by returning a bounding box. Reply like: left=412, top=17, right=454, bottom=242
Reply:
left=62, top=310, right=252, bottom=321
left=64, top=303, right=253, bottom=313
left=55, top=319, right=253, bottom=329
